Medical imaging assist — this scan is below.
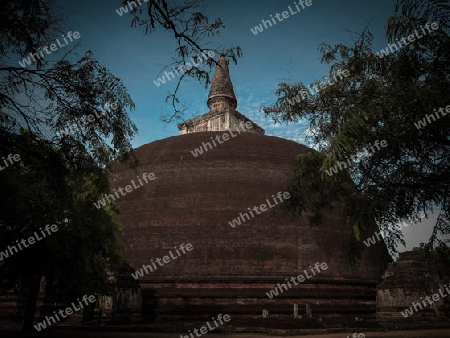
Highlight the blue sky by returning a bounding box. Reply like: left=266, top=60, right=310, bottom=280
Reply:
left=50, top=0, right=439, bottom=253
left=56, top=0, right=395, bottom=146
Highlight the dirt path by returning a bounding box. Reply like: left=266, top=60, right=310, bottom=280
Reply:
left=2, top=328, right=450, bottom=337
left=274, top=329, right=450, bottom=337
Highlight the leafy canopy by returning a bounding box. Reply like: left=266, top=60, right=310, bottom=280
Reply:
left=263, top=0, right=450, bottom=257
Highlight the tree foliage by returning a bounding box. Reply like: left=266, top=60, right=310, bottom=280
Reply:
left=263, top=0, right=450, bottom=257
left=0, top=0, right=138, bottom=330
left=122, top=0, right=242, bottom=122
left=0, top=131, right=123, bottom=329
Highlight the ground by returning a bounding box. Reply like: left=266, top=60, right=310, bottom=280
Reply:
left=1, top=328, right=450, bottom=337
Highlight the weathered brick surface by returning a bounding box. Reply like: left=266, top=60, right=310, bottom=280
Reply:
left=377, top=250, right=450, bottom=326
left=110, top=132, right=390, bottom=322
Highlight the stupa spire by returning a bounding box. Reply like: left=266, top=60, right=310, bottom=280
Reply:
left=177, top=53, right=264, bottom=135
left=207, top=54, right=237, bottom=111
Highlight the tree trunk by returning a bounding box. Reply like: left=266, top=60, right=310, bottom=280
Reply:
left=22, top=275, right=42, bottom=332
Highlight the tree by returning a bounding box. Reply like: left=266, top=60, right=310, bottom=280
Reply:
left=0, top=0, right=137, bottom=331
left=122, top=0, right=242, bottom=122
left=0, top=130, right=124, bottom=330
left=262, top=0, right=450, bottom=257
left=1, top=0, right=236, bottom=331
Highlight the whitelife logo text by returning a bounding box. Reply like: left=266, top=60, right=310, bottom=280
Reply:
left=266, top=262, right=328, bottom=299
left=131, top=243, right=193, bottom=280
left=0, top=153, right=21, bottom=171
left=376, top=22, right=439, bottom=58
left=401, top=285, right=450, bottom=318
left=414, top=103, right=449, bottom=130
left=190, top=121, right=253, bottom=158
left=325, top=140, right=388, bottom=177
left=228, top=191, right=290, bottom=228
left=93, top=173, right=155, bottom=209
left=180, top=314, right=231, bottom=338
left=250, top=0, right=313, bottom=35
left=34, top=294, right=96, bottom=331
left=0, top=224, right=59, bottom=261
left=18, top=31, right=81, bottom=68
left=286, top=69, right=350, bottom=106
left=116, top=0, right=147, bottom=16
left=56, top=103, right=118, bottom=139
left=363, top=211, right=425, bottom=248
left=153, top=50, right=215, bottom=87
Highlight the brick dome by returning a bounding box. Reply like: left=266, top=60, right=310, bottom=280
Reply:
left=110, top=131, right=390, bottom=326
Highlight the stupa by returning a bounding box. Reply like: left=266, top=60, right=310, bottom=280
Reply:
left=110, top=54, right=390, bottom=329
left=178, top=54, right=264, bottom=135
